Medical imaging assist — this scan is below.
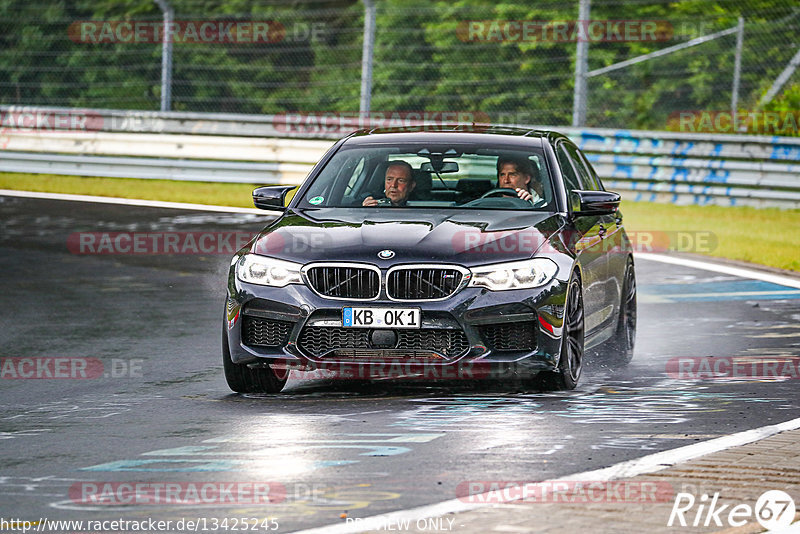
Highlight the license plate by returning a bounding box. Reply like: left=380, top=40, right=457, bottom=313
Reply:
left=342, top=307, right=421, bottom=329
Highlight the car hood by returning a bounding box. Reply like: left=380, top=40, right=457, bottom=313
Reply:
left=251, top=208, right=565, bottom=266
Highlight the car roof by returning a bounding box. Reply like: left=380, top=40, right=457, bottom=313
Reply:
left=341, top=125, right=566, bottom=148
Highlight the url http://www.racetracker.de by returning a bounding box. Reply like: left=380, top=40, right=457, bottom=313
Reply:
left=0, top=517, right=281, bottom=532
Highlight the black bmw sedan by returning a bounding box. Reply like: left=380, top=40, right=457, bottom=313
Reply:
left=223, top=126, right=636, bottom=393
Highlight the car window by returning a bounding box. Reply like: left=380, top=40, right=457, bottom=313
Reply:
left=576, top=149, right=604, bottom=191
left=343, top=157, right=366, bottom=196
left=297, top=143, right=556, bottom=211
left=556, top=144, right=581, bottom=193
left=564, top=143, right=602, bottom=191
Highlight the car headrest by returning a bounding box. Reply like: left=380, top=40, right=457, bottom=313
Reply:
left=409, top=169, right=432, bottom=200
left=366, top=161, right=391, bottom=195
left=528, top=163, right=544, bottom=197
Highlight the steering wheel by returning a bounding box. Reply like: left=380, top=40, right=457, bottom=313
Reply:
left=480, top=187, right=524, bottom=199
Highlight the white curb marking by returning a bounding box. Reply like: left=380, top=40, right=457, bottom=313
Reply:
left=0, top=189, right=265, bottom=214
left=636, top=253, right=800, bottom=289
left=291, top=416, right=800, bottom=534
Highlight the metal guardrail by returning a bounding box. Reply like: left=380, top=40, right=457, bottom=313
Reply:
left=0, top=151, right=302, bottom=184
left=1, top=105, right=799, bottom=208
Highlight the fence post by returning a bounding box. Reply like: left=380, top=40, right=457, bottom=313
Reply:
left=360, top=0, right=376, bottom=116
left=758, top=46, right=800, bottom=108
left=154, top=0, right=173, bottom=112
left=572, top=0, right=591, bottom=127
left=731, top=16, right=744, bottom=118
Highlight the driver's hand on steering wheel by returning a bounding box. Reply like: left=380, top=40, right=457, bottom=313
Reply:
left=514, top=188, right=533, bottom=202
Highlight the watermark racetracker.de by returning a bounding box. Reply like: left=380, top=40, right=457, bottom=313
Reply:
left=666, top=356, right=800, bottom=380
left=67, top=230, right=718, bottom=256
left=68, top=20, right=327, bottom=44
left=68, top=20, right=284, bottom=44
left=269, top=361, right=528, bottom=381
left=456, top=480, right=675, bottom=504
left=452, top=230, right=717, bottom=255
left=0, top=108, right=104, bottom=132
left=0, top=357, right=143, bottom=379
left=456, top=20, right=673, bottom=42
left=272, top=111, right=492, bottom=135
left=669, top=110, right=800, bottom=135
left=69, top=481, right=286, bottom=505
left=68, top=231, right=259, bottom=255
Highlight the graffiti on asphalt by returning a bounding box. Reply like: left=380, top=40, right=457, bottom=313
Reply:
left=543, top=388, right=779, bottom=424
left=79, top=432, right=443, bottom=473
left=0, top=475, right=86, bottom=498
left=390, top=396, right=546, bottom=432
left=390, top=388, right=783, bottom=439
left=1, top=396, right=161, bottom=423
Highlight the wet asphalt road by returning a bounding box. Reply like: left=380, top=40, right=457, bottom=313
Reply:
left=1, top=195, right=799, bottom=533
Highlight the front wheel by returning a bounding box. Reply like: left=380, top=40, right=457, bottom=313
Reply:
left=222, top=325, right=287, bottom=393
left=542, top=274, right=584, bottom=390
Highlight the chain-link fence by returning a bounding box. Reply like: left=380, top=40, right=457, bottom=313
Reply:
left=1, top=0, right=799, bottom=132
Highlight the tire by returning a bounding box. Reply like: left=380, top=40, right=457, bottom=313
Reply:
left=602, top=258, right=637, bottom=366
left=542, top=274, right=584, bottom=391
left=222, top=324, right=287, bottom=394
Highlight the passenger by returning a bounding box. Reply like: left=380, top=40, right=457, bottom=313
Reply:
left=496, top=156, right=543, bottom=203
left=362, top=161, right=416, bottom=207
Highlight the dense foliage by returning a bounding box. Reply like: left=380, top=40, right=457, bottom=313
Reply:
left=1, top=0, right=798, bottom=131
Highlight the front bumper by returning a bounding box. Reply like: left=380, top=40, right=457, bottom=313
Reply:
left=225, top=275, right=567, bottom=378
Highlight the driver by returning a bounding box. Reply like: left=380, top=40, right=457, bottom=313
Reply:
left=497, top=156, right=542, bottom=203
left=362, top=161, right=416, bottom=207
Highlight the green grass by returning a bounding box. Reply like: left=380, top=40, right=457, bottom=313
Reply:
left=0, top=172, right=260, bottom=208
left=620, top=202, right=800, bottom=272
left=2, top=172, right=798, bottom=272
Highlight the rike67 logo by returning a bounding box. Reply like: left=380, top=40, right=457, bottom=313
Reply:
left=668, top=490, right=796, bottom=530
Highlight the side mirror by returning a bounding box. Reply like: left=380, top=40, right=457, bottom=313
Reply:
left=252, top=185, right=296, bottom=211
left=570, top=190, right=620, bottom=216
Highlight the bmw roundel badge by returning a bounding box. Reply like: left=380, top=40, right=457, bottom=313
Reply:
left=378, top=249, right=395, bottom=260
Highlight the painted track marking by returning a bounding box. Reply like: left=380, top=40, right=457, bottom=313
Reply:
left=290, top=416, right=800, bottom=534
left=637, top=253, right=800, bottom=290
left=0, top=189, right=265, bottom=214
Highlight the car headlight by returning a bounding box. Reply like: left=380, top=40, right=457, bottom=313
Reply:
left=236, top=254, right=303, bottom=287
left=469, top=258, right=558, bottom=290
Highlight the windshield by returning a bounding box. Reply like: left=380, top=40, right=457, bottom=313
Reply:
left=296, top=143, right=554, bottom=211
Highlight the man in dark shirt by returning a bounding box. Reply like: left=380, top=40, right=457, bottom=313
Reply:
left=362, top=161, right=416, bottom=207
